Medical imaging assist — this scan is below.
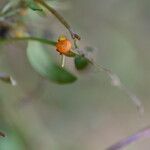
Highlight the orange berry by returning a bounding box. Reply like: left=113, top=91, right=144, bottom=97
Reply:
left=56, top=36, right=72, bottom=54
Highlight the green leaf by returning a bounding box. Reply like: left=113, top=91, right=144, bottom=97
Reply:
left=26, top=0, right=43, bottom=11
left=27, top=41, right=77, bottom=84
left=0, top=131, right=25, bottom=150
left=74, top=55, right=89, bottom=70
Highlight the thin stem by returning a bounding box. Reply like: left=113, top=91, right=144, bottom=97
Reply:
left=107, top=127, right=150, bottom=150
left=0, top=9, right=20, bottom=19
left=36, top=0, right=80, bottom=41
left=0, top=37, right=56, bottom=46
left=0, top=1, right=21, bottom=19
left=93, top=62, right=143, bottom=114
left=73, top=53, right=143, bottom=113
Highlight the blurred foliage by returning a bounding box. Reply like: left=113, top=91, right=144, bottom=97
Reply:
left=26, top=0, right=43, bottom=11
left=74, top=55, right=89, bottom=70
left=27, top=41, right=77, bottom=83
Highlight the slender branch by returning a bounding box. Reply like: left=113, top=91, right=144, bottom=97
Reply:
left=35, top=0, right=80, bottom=41
left=107, top=127, right=150, bottom=150
left=93, top=62, right=143, bottom=114
left=0, top=37, right=56, bottom=46
left=73, top=53, right=143, bottom=113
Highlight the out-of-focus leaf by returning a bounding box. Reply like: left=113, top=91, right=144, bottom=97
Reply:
left=1, top=1, right=16, bottom=14
left=0, top=131, right=5, bottom=137
left=26, top=0, right=43, bottom=11
left=27, top=41, right=77, bottom=84
left=0, top=72, right=16, bottom=86
left=0, top=131, right=25, bottom=150
left=74, top=55, right=89, bottom=70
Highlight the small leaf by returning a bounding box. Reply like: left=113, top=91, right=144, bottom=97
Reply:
left=27, top=41, right=77, bottom=84
left=0, top=72, right=16, bottom=86
left=74, top=55, right=89, bottom=70
left=26, top=0, right=43, bottom=11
